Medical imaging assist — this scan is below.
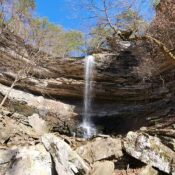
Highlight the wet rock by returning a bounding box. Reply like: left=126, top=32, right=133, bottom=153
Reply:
left=90, top=161, right=114, bottom=175
left=140, top=165, right=158, bottom=175
left=76, top=137, right=123, bottom=164
left=42, top=133, right=90, bottom=175
left=4, top=144, right=52, bottom=175
left=124, top=131, right=175, bottom=174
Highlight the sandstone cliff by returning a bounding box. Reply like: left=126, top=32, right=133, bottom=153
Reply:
left=0, top=0, right=175, bottom=174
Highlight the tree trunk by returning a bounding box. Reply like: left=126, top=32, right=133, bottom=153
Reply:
left=0, top=78, right=18, bottom=109
left=129, top=34, right=175, bottom=61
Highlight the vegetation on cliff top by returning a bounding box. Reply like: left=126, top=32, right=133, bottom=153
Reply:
left=0, top=0, right=84, bottom=57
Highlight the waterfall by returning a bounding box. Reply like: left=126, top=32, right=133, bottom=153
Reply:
left=81, top=55, right=96, bottom=138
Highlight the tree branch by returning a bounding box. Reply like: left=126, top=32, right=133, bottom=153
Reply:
left=133, top=34, right=175, bottom=61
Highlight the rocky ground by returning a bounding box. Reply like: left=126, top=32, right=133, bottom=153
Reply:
left=0, top=108, right=174, bottom=175
left=0, top=0, right=175, bottom=174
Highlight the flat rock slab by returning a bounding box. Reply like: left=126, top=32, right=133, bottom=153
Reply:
left=124, top=131, right=175, bottom=174
left=76, top=137, right=123, bottom=164
left=42, top=133, right=90, bottom=175
left=0, top=83, right=75, bottom=117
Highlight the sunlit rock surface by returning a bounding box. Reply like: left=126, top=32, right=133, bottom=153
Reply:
left=42, top=133, right=90, bottom=175
left=76, top=137, right=123, bottom=164
left=124, top=131, right=175, bottom=174
left=4, top=144, right=52, bottom=175
left=140, top=165, right=158, bottom=175
left=90, top=161, right=115, bottom=175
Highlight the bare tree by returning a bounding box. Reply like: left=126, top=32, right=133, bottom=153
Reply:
left=83, top=0, right=175, bottom=61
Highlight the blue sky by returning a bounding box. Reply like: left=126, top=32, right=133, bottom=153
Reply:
left=35, top=0, right=88, bottom=31
left=35, top=0, right=155, bottom=32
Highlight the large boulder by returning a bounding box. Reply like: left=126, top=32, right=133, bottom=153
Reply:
left=42, top=133, right=90, bottom=175
left=76, top=137, right=123, bottom=164
left=124, top=131, right=175, bottom=174
left=4, top=144, right=52, bottom=175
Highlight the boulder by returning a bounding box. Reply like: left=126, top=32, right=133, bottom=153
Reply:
left=90, top=161, right=114, bottom=175
left=139, top=166, right=158, bottom=175
left=42, top=133, right=90, bottom=175
left=0, top=112, right=39, bottom=146
left=28, top=113, right=49, bottom=135
left=124, top=131, right=175, bottom=174
left=76, top=137, right=123, bottom=164
left=4, top=144, right=52, bottom=175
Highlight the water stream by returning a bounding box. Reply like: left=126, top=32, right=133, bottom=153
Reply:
left=81, top=55, right=96, bottom=138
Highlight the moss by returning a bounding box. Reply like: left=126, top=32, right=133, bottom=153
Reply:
left=149, top=138, right=171, bottom=161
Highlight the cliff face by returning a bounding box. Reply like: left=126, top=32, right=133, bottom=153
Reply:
left=0, top=1, right=175, bottom=175
left=0, top=31, right=140, bottom=101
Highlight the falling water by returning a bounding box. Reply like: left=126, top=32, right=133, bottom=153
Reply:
left=81, top=55, right=96, bottom=138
